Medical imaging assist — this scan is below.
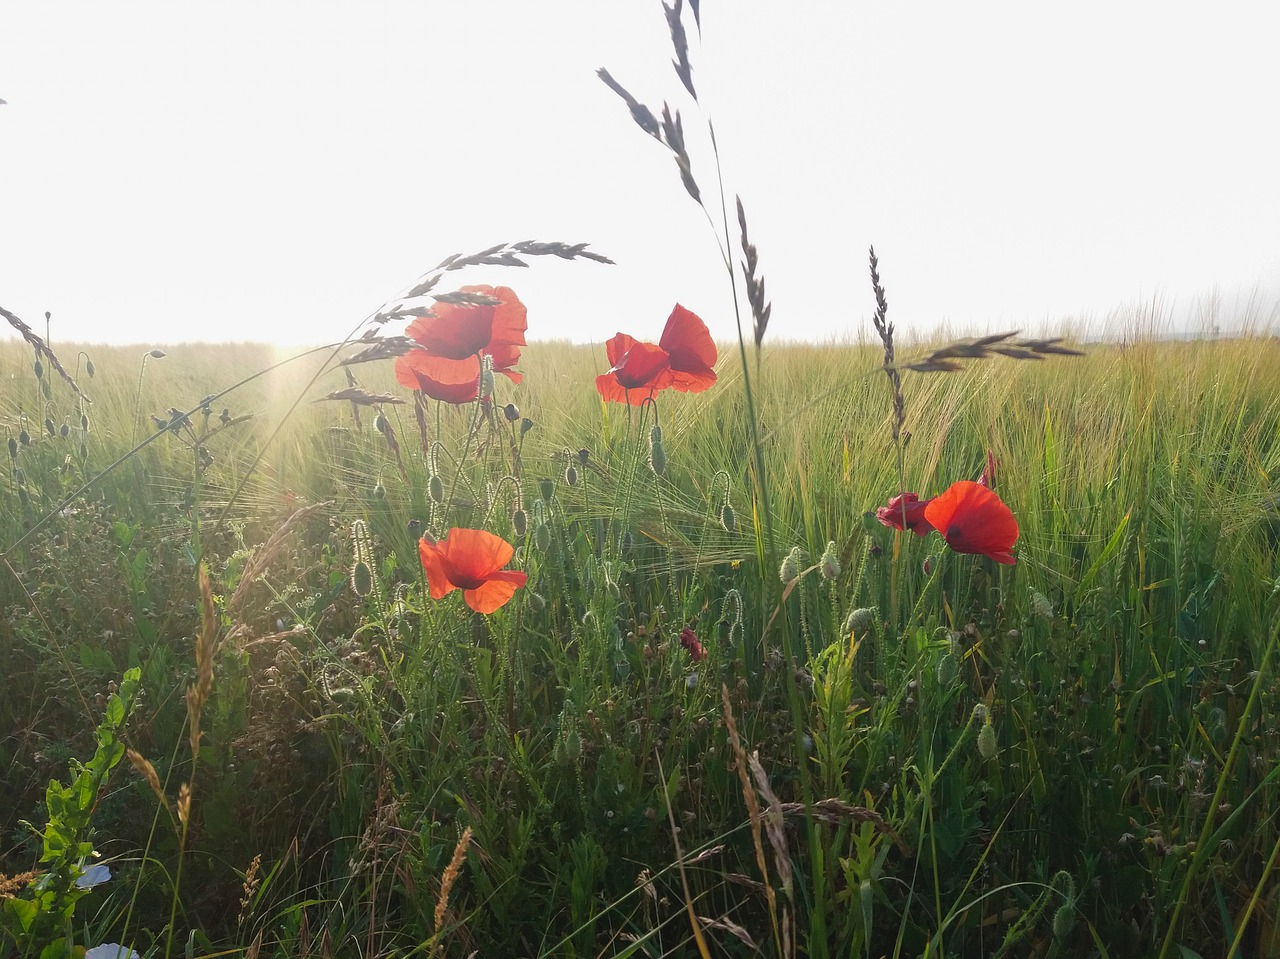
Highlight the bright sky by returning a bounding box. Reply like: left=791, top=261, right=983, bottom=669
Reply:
left=2, top=2, right=1278, bottom=347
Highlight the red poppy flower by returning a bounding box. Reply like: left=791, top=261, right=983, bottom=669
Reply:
left=595, top=304, right=717, bottom=405
left=418, top=527, right=528, bottom=613
left=876, top=492, right=935, bottom=536
left=923, top=480, right=1019, bottom=565
left=679, top=626, right=707, bottom=662
left=394, top=285, right=527, bottom=404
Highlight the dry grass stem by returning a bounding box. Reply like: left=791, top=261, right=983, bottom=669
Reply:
left=226, top=502, right=332, bottom=625
left=127, top=749, right=167, bottom=809
left=431, top=826, right=473, bottom=953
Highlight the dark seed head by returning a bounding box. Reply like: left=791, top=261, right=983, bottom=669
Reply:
left=503, top=403, right=520, bottom=422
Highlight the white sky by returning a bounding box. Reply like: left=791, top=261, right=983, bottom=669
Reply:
left=2, top=1, right=1279, bottom=347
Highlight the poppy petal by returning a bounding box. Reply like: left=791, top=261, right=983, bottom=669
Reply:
left=876, top=492, right=935, bottom=536
left=394, top=351, right=481, bottom=404
left=463, top=570, right=529, bottom=614
left=659, top=304, right=716, bottom=370
left=595, top=372, right=651, bottom=405
left=604, top=332, right=639, bottom=368
left=440, top=528, right=515, bottom=586
left=923, top=481, right=1019, bottom=564
left=611, top=340, right=671, bottom=389
left=418, top=538, right=459, bottom=599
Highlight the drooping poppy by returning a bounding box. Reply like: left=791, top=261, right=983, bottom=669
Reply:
left=679, top=626, right=707, bottom=662
left=876, top=492, right=935, bottom=536
left=595, top=304, right=717, bottom=405
left=419, top=527, right=528, bottom=613
left=394, top=285, right=527, bottom=404
left=923, top=480, right=1019, bottom=565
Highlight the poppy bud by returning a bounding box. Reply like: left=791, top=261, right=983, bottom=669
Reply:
left=1031, top=591, right=1053, bottom=619
left=148, top=349, right=167, bottom=359
left=6, top=437, right=16, bottom=459
left=977, top=720, right=997, bottom=761
left=59, top=423, right=69, bottom=438
left=578, top=447, right=590, bottom=465
left=352, top=561, right=373, bottom=597
left=374, top=412, right=389, bottom=434
left=564, top=465, right=578, bottom=487
left=220, top=408, right=232, bottom=425
left=1052, top=902, right=1075, bottom=941
left=44, top=418, right=55, bottom=437
left=527, top=591, right=546, bottom=612
left=534, top=521, right=552, bottom=553
left=429, top=474, right=444, bottom=503
left=80, top=413, right=90, bottom=431
left=512, top=508, right=527, bottom=537
left=819, top=540, right=840, bottom=580
left=648, top=425, right=666, bottom=477
left=79, top=442, right=88, bottom=459
left=719, top=503, right=736, bottom=532
left=85, top=358, right=96, bottom=378
left=779, top=546, right=802, bottom=584
left=935, top=651, right=958, bottom=686
left=407, top=518, right=422, bottom=534
left=33, top=360, right=44, bottom=380
left=844, top=607, right=875, bottom=636
left=373, top=483, right=386, bottom=500
left=539, top=478, right=555, bottom=502
left=520, top=417, right=534, bottom=435
left=503, top=403, right=520, bottom=422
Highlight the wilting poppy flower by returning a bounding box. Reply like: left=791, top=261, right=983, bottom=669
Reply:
left=976, top=448, right=999, bottom=489
left=679, top=626, right=707, bottom=662
left=419, top=528, right=528, bottom=613
left=876, top=492, right=935, bottom=536
left=923, top=480, right=1019, bottom=565
left=395, top=285, right=527, bottom=404
left=596, top=304, right=717, bottom=405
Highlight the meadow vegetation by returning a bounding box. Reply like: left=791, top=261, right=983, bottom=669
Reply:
left=3, top=3, right=1280, bottom=956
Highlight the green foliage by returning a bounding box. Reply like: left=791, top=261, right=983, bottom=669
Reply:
left=1, top=669, right=141, bottom=957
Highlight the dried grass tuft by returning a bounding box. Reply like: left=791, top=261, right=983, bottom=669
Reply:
left=901, top=332, right=1085, bottom=373
left=737, top=196, right=772, bottom=350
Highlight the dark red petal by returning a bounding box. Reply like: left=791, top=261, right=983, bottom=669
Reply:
left=440, top=528, right=517, bottom=587
left=659, top=304, right=717, bottom=372
left=612, top=340, right=671, bottom=389
left=876, top=492, right=934, bottom=536
left=596, top=371, right=652, bottom=406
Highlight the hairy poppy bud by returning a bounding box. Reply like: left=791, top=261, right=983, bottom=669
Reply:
left=148, top=349, right=167, bottom=359
left=564, top=464, right=578, bottom=487
left=534, top=521, right=552, bottom=553
left=79, top=442, right=88, bottom=459
left=59, top=423, right=69, bottom=438
left=1031, top=590, right=1053, bottom=619
left=539, top=478, right=555, bottom=502
left=578, top=447, right=590, bottom=465
left=819, top=541, right=840, bottom=580
left=80, top=413, right=90, bottom=431
left=429, top=474, right=444, bottom=503
left=6, top=437, right=16, bottom=459
left=527, top=591, right=546, bottom=612
left=373, top=483, right=386, bottom=500
left=44, top=418, right=55, bottom=437
left=719, top=502, right=736, bottom=532
left=374, top=412, right=389, bottom=434
left=845, top=607, right=875, bottom=636
left=935, top=650, right=958, bottom=685
left=779, top=546, right=802, bottom=584
left=648, top=425, right=666, bottom=477
left=85, top=358, right=95, bottom=378
left=33, top=360, right=44, bottom=380
left=512, top=508, right=528, bottom=537
left=977, top=720, right=997, bottom=761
